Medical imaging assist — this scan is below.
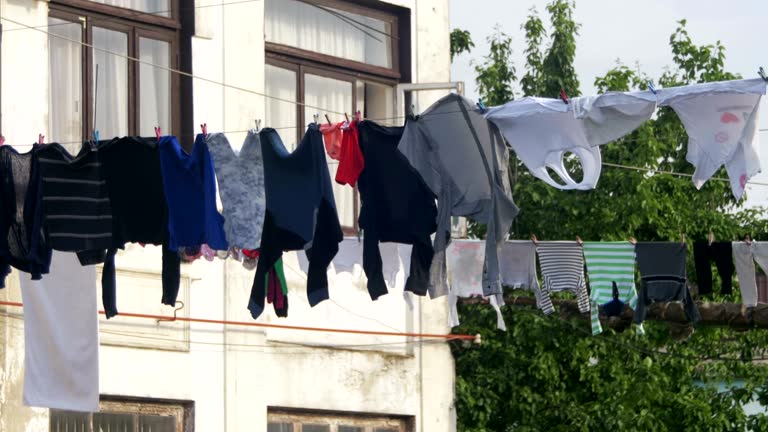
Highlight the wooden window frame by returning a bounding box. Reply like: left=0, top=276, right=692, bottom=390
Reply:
left=50, top=396, right=194, bottom=432
left=48, top=1, right=189, bottom=142
left=268, top=407, right=413, bottom=432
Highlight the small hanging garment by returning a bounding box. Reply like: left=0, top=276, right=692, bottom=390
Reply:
left=21, top=251, right=99, bottom=412
left=693, top=241, right=734, bottom=296
left=98, top=136, right=181, bottom=318
left=335, top=120, right=364, bottom=186
left=157, top=135, right=227, bottom=252
left=354, top=120, right=437, bottom=299
left=37, top=142, right=113, bottom=263
left=328, top=239, right=410, bottom=297
left=634, top=242, right=700, bottom=325
left=732, top=241, right=768, bottom=307
left=499, top=241, right=542, bottom=309
left=0, top=144, right=51, bottom=285
left=447, top=240, right=506, bottom=330
left=319, top=122, right=344, bottom=160
left=535, top=241, right=590, bottom=314
left=206, top=131, right=266, bottom=250
left=582, top=242, right=641, bottom=335
left=484, top=91, right=657, bottom=190
left=602, top=283, right=626, bottom=317
left=251, top=125, right=342, bottom=318
left=398, top=94, right=518, bottom=299
left=657, top=78, right=767, bottom=199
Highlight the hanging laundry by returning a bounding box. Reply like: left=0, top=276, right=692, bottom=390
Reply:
left=499, top=241, right=541, bottom=307
left=251, top=125, right=342, bottom=318
left=331, top=238, right=406, bottom=294
left=657, top=78, right=767, bottom=199
left=634, top=242, right=700, bottom=325
left=206, top=131, right=266, bottom=252
left=582, top=242, right=640, bottom=335
left=353, top=120, right=436, bottom=299
left=265, top=257, right=289, bottom=317
left=484, top=91, right=656, bottom=190
left=602, top=284, right=626, bottom=318
left=693, top=241, right=734, bottom=296
left=0, top=144, right=51, bottom=285
left=319, top=122, right=344, bottom=160
left=447, top=240, right=506, bottom=330
left=535, top=241, right=590, bottom=315
left=98, top=136, right=181, bottom=318
left=157, top=135, right=227, bottom=252
left=731, top=241, right=768, bottom=307
left=20, top=251, right=99, bottom=412
left=335, top=120, right=364, bottom=186
left=398, top=94, right=518, bottom=299
left=37, top=142, right=113, bottom=264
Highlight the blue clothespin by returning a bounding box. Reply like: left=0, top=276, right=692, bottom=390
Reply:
left=759, top=67, right=768, bottom=82
left=476, top=99, right=486, bottom=113
left=647, top=80, right=657, bottom=95
left=92, top=130, right=100, bottom=143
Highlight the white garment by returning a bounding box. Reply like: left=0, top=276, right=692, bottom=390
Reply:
left=447, top=240, right=506, bottom=330
left=331, top=238, right=404, bottom=292
left=732, top=241, right=768, bottom=307
left=658, top=78, right=767, bottom=199
left=485, top=92, right=657, bottom=190
left=21, top=251, right=99, bottom=412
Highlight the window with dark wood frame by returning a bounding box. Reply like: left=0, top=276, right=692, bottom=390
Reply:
left=264, top=0, right=411, bottom=232
left=47, top=0, right=192, bottom=145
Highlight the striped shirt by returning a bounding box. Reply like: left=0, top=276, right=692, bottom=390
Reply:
left=583, top=242, right=641, bottom=335
left=535, top=241, right=590, bottom=314
left=38, top=143, right=113, bottom=254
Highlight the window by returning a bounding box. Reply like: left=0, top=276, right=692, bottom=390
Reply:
left=268, top=409, right=410, bottom=432
left=50, top=398, right=192, bottom=432
left=264, top=0, right=409, bottom=232
left=48, top=1, right=188, bottom=147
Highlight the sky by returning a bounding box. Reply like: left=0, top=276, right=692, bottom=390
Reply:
left=449, top=0, right=768, bottom=207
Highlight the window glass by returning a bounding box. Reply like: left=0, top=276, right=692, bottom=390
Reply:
left=50, top=410, right=90, bottom=431
left=93, top=27, right=129, bottom=139
left=94, top=412, right=136, bottom=431
left=48, top=18, right=83, bottom=147
left=265, top=0, right=392, bottom=68
left=265, top=64, right=298, bottom=149
left=91, top=0, right=171, bottom=18
left=139, top=37, right=171, bottom=137
left=302, top=425, right=330, bottom=432
left=267, top=423, right=294, bottom=432
left=304, top=73, right=355, bottom=228
left=339, top=426, right=364, bottom=432
left=139, top=414, right=176, bottom=432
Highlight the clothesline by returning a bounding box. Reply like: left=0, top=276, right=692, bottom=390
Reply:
left=0, top=300, right=478, bottom=342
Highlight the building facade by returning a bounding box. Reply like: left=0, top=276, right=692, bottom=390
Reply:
left=0, top=0, right=456, bottom=431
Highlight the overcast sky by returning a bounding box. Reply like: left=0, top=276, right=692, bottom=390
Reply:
left=449, top=0, right=768, bottom=207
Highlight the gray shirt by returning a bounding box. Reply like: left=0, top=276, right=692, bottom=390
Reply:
left=206, top=131, right=266, bottom=250
left=398, top=94, right=519, bottom=298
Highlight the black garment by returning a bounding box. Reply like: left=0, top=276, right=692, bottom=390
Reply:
left=98, top=136, right=181, bottom=318
left=37, top=143, right=112, bottom=260
left=0, top=145, right=51, bottom=285
left=693, top=241, right=734, bottom=296
left=634, top=242, right=701, bottom=324
left=357, top=121, right=437, bottom=299
left=602, top=282, right=625, bottom=317
left=250, top=125, right=342, bottom=319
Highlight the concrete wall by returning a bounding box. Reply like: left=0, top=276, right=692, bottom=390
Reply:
left=0, top=0, right=454, bottom=431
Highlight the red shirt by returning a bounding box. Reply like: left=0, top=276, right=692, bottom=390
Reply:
left=335, top=120, right=364, bottom=186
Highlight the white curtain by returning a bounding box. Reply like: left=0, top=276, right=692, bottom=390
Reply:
left=304, top=74, right=355, bottom=228
left=48, top=18, right=82, bottom=149
left=93, top=0, right=170, bottom=17
left=93, top=27, right=129, bottom=140
left=265, top=65, right=298, bottom=149
left=265, top=0, right=391, bottom=68
left=139, top=37, right=171, bottom=137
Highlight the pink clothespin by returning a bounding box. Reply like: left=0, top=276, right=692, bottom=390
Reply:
left=38, top=134, right=44, bottom=145
left=200, top=123, right=207, bottom=135
left=0, top=136, right=5, bottom=146
left=154, top=127, right=162, bottom=140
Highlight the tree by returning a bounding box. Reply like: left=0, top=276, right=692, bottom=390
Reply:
left=454, top=2, right=768, bottom=430
left=474, top=26, right=516, bottom=106
left=451, top=28, right=475, bottom=61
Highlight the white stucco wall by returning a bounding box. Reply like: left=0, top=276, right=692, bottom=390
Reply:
left=0, top=0, right=454, bottom=431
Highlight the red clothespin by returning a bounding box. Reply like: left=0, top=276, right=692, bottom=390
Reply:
left=0, top=135, right=5, bottom=146
left=559, top=88, right=569, bottom=105
left=154, top=126, right=162, bottom=140
left=200, top=123, right=207, bottom=135
left=38, top=134, right=44, bottom=145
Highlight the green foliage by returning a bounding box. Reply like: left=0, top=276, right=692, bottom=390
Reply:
left=451, top=28, right=475, bottom=61
left=455, top=3, right=768, bottom=430
left=475, top=26, right=516, bottom=106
